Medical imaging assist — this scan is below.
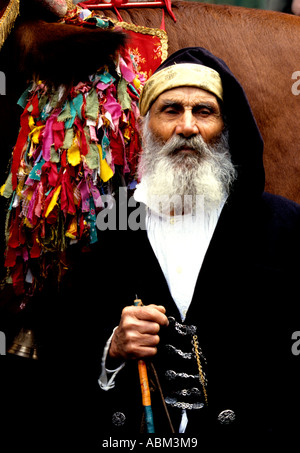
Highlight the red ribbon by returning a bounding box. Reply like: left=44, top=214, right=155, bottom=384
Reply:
left=30, top=229, right=42, bottom=259
left=11, top=259, right=25, bottom=296
left=74, top=117, right=89, bottom=156
left=11, top=94, right=40, bottom=190
left=11, top=108, right=30, bottom=190
left=61, top=168, right=76, bottom=216
left=41, top=161, right=59, bottom=187
left=110, top=131, right=124, bottom=166
left=53, top=118, right=65, bottom=151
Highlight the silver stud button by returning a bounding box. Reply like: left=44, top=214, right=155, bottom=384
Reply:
left=112, top=412, right=126, bottom=427
left=217, top=409, right=236, bottom=425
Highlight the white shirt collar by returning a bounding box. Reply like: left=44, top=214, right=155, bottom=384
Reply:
left=134, top=178, right=226, bottom=321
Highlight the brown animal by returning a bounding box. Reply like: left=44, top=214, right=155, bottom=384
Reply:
left=100, top=2, right=300, bottom=203
left=1, top=0, right=300, bottom=285
left=2, top=1, right=300, bottom=202
left=2, top=1, right=300, bottom=201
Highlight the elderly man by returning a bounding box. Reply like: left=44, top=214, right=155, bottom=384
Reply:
left=95, top=47, right=300, bottom=436
left=1, top=47, right=298, bottom=445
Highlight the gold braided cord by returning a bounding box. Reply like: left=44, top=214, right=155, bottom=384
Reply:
left=0, top=0, right=19, bottom=50
left=66, top=0, right=75, bottom=10
left=192, top=334, right=208, bottom=406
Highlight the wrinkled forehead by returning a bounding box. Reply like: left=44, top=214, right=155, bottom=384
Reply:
left=150, top=86, right=221, bottom=111
left=139, top=63, right=223, bottom=117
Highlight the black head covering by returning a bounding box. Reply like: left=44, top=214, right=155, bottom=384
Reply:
left=154, top=47, right=265, bottom=202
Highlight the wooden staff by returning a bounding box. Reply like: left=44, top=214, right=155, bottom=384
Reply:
left=134, top=296, right=155, bottom=433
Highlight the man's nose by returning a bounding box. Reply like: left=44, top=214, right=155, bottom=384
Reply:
left=175, top=110, right=199, bottom=137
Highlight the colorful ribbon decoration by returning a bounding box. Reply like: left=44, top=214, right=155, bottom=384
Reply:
left=0, top=8, right=167, bottom=305
left=0, top=13, right=144, bottom=297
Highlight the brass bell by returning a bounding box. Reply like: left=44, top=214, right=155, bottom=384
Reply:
left=8, top=328, right=38, bottom=360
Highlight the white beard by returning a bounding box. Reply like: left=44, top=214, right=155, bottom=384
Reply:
left=137, top=119, right=237, bottom=216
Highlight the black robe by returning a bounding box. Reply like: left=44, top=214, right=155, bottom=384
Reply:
left=90, top=192, right=300, bottom=439
left=2, top=190, right=299, bottom=446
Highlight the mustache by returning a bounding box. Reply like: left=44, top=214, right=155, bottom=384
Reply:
left=157, top=134, right=220, bottom=164
left=161, top=135, right=207, bottom=154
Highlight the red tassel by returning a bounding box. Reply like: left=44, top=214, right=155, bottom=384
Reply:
left=160, top=9, right=165, bottom=31
left=11, top=260, right=25, bottom=296
left=31, top=93, right=40, bottom=117
left=79, top=214, right=86, bottom=239
left=7, top=206, right=22, bottom=248
left=110, top=132, right=124, bottom=166
left=163, top=0, right=176, bottom=22
left=4, top=247, right=17, bottom=268
left=113, top=5, right=124, bottom=22
left=61, top=168, right=76, bottom=216
left=61, top=149, right=68, bottom=168
left=11, top=94, right=40, bottom=190
left=74, top=117, right=89, bottom=156
left=30, top=230, right=41, bottom=259
left=41, top=161, right=59, bottom=187
left=11, top=109, right=30, bottom=190
left=53, top=119, right=65, bottom=151
left=45, top=206, right=59, bottom=224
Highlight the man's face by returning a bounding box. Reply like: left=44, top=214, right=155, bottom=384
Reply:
left=138, top=85, right=236, bottom=215
left=147, top=86, right=224, bottom=146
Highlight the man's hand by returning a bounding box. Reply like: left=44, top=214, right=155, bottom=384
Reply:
left=109, top=304, right=169, bottom=360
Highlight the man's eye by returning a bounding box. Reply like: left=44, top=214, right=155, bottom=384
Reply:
left=164, top=108, right=179, bottom=115
left=194, top=108, right=212, bottom=116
